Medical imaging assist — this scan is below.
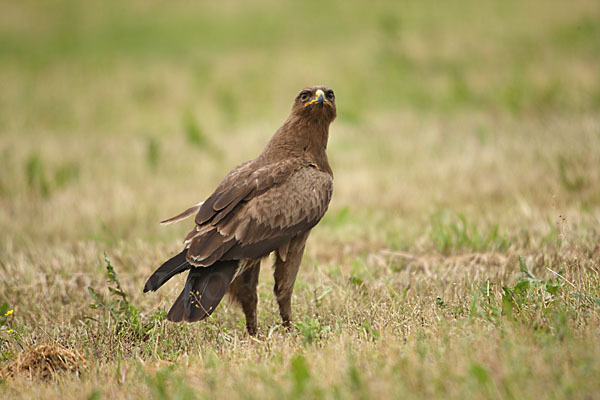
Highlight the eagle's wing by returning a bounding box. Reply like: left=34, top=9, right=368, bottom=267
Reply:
left=185, top=162, right=333, bottom=266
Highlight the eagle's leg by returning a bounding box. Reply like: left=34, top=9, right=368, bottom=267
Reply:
left=273, top=231, right=310, bottom=330
left=229, top=260, right=261, bottom=335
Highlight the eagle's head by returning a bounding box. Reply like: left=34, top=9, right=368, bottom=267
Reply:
left=292, top=85, right=337, bottom=124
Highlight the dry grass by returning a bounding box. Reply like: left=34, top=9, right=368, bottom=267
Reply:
left=1, top=0, right=599, bottom=399
left=0, top=343, right=86, bottom=381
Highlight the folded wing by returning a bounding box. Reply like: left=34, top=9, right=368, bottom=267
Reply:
left=185, top=162, right=333, bottom=266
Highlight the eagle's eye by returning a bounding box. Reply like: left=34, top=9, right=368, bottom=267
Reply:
left=327, top=90, right=335, bottom=100
left=300, top=91, right=311, bottom=102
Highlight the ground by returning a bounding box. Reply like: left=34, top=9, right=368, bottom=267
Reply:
left=0, top=0, right=599, bottom=399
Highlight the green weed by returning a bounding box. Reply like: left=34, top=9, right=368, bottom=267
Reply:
left=23, top=153, right=80, bottom=197
left=53, top=161, right=80, bottom=189
left=25, top=154, right=50, bottom=197
left=144, top=364, right=195, bottom=400
left=183, top=112, right=208, bottom=148
left=0, top=302, right=13, bottom=335
left=358, top=321, right=380, bottom=342
left=87, top=255, right=164, bottom=343
left=0, top=302, right=15, bottom=363
left=557, top=155, right=585, bottom=192
left=468, top=256, right=591, bottom=334
left=289, top=354, right=311, bottom=397
left=294, top=317, right=332, bottom=345
left=430, top=211, right=512, bottom=254
left=146, top=137, right=160, bottom=171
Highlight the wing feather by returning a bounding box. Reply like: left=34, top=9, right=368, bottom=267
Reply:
left=186, top=164, right=332, bottom=266
left=160, top=202, right=204, bottom=225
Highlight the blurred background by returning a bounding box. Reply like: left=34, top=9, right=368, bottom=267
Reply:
left=2, top=0, right=599, bottom=127
left=0, top=0, right=598, bottom=254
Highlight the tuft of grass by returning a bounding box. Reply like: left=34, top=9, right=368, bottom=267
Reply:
left=144, top=364, right=195, bottom=400
left=294, top=317, right=332, bottom=345
left=215, top=86, right=239, bottom=124
left=182, top=111, right=208, bottom=148
left=557, top=155, right=585, bottom=192
left=23, top=153, right=81, bottom=197
left=0, top=343, right=87, bottom=381
left=146, top=137, right=160, bottom=171
left=86, top=255, right=166, bottom=349
left=53, top=162, right=80, bottom=189
left=430, top=211, right=512, bottom=254
left=25, top=154, right=50, bottom=197
left=289, top=354, right=311, bottom=397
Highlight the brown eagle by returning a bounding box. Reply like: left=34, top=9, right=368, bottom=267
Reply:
left=144, top=86, right=336, bottom=335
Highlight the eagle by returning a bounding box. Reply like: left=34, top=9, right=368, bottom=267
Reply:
left=144, top=86, right=336, bottom=335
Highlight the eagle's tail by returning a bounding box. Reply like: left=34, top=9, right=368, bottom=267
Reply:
left=166, top=260, right=238, bottom=322
left=143, top=249, right=192, bottom=293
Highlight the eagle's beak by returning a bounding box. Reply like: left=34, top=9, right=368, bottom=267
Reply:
left=315, top=89, right=325, bottom=105
left=305, top=89, right=332, bottom=107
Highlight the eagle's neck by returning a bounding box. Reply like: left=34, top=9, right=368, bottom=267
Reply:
left=260, top=114, right=332, bottom=172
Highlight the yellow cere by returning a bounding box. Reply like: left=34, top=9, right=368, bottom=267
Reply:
left=304, top=89, right=333, bottom=107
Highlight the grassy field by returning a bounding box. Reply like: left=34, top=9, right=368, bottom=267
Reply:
left=1, top=0, right=599, bottom=398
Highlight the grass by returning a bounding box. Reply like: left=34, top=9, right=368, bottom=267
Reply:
left=1, top=0, right=599, bottom=398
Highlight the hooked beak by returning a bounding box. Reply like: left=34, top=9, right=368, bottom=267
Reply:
left=316, top=89, right=325, bottom=105
left=304, top=89, right=332, bottom=107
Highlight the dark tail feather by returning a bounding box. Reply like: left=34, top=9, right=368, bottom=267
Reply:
left=144, top=249, right=191, bottom=293
left=167, top=260, right=238, bottom=322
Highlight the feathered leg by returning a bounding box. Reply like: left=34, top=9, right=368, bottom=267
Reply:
left=229, top=260, right=261, bottom=335
left=273, top=231, right=310, bottom=329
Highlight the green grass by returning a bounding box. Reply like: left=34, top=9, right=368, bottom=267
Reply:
left=1, top=0, right=599, bottom=399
